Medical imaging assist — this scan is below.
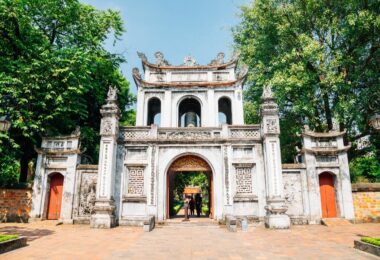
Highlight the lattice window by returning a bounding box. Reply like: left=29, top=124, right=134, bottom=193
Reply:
left=127, top=167, right=145, bottom=195
left=235, top=167, right=253, bottom=194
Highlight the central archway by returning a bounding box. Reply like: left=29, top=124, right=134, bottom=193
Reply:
left=166, top=155, right=213, bottom=219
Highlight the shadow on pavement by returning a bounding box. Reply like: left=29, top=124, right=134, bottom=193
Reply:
left=0, top=226, right=54, bottom=241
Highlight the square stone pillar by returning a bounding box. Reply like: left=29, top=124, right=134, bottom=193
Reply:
left=91, top=86, right=120, bottom=228
left=260, top=85, right=290, bottom=229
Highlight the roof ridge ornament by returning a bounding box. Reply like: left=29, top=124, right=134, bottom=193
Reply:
left=209, top=52, right=225, bottom=65
left=183, top=55, right=198, bottom=66
left=137, top=51, right=147, bottom=62
left=155, top=51, right=170, bottom=66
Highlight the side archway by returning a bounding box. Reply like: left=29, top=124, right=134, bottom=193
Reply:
left=319, top=172, right=337, bottom=218
left=47, top=172, right=64, bottom=220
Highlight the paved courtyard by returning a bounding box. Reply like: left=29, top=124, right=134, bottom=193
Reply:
left=1, top=221, right=379, bottom=259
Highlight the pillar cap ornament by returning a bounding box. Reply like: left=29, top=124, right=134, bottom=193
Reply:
left=100, top=86, right=121, bottom=118
left=260, top=85, right=279, bottom=116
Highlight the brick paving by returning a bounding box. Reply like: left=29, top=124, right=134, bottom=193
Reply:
left=0, top=221, right=379, bottom=259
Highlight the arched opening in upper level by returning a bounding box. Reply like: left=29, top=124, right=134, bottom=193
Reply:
left=147, top=98, right=161, bottom=126
left=218, top=97, right=232, bottom=125
left=178, top=97, right=201, bottom=127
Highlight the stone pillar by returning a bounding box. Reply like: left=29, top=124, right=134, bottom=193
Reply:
left=91, top=86, right=120, bottom=228
left=260, top=85, right=290, bottom=229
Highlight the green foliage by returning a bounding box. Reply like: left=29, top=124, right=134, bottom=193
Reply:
left=350, top=154, right=380, bottom=183
left=0, top=154, right=20, bottom=187
left=0, top=0, right=135, bottom=182
left=173, top=172, right=209, bottom=201
left=361, top=237, right=380, bottom=247
left=234, top=0, right=380, bottom=164
left=0, top=234, right=19, bottom=242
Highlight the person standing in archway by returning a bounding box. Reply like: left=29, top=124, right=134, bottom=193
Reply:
left=189, top=196, right=195, bottom=216
left=195, top=193, right=202, bottom=217
left=183, top=196, right=190, bottom=221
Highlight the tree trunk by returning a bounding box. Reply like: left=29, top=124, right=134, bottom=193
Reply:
left=323, top=93, right=333, bottom=130
left=19, top=155, right=28, bottom=183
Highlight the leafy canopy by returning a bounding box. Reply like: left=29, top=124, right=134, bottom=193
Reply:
left=0, top=0, right=135, bottom=183
left=233, top=0, right=380, bottom=165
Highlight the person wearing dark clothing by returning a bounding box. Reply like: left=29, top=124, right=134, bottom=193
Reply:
left=195, top=193, right=202, bottom=217
left=189, top=196, right=195, bottom=216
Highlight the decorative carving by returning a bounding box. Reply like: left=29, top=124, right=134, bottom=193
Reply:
left=316, top=155, right=338, bottom=163
left=127, top=167, right=145, bottom=195
left=230, top=50, right=241, bottom=62
left=100, top=142, right=110, bottom=197
left=266, top=119, right=278, bottom=133
left=107, top=86, right=117, bottom=101
left=235, top=166, right=253, bottom=194
left=169, top=156, right=211, bottom=172
left=77, top=173, right=97, bottom=217
left=224, top=146, right=230, bottom=204
left=182, top=56, right=198, bottom=66
left=132, top=67, right=141, bottom=80
left=155, top=51, right=170, bottom=66
left=283, top=173, right=303, bottom=216
left=120, top=130, right=150, bottom=139
left=230, top=129, right=260, bottom=139
left=101, top=120, right=113, bottom=135
left=262, top=85, right=274, bottom=99
left=209, top=52, right=225, bottom=65
left=237, top=64, right=249, bottom=78
left=137, top=51, right=147, bottom=62
left=163, top=131, right=212, bottom=140
left=150, top=146, right=156, bottom=205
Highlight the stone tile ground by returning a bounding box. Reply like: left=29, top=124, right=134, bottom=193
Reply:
left=0, top=221, right=379, bottom=259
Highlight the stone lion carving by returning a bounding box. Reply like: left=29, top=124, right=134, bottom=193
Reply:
left=262, top=85, right=274, bottom=99
left=155, top=51, right=170, bottom=66
left=209, top=52, right=225, bottom=65
left=107, top=86, right=117, bottom=101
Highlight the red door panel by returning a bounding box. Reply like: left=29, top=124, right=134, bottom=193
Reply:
left=319, top=173, right=337, bottom=218
left=47, top=174, right=64, bottom=220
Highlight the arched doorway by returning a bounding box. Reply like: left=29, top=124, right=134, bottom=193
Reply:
left=319, top=172, right=337, bottom=218
left=47, top=173, right=64, bottom=220
left=166, top=155, right=213, bottom=219
left=147, top=97, right=161, bottom=126
left=218, top=97, right=232, bottom=125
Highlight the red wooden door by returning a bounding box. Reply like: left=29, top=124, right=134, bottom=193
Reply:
left=47, top=174, right=64, bottom=220
left=319, top=173, right=337, bottom=218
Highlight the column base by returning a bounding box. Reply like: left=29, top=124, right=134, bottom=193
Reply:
left=265, top=197, right=290, bottom=229
left=265, top=214, right=290, bottom=229
left=90, top=199, right=116, bottom=229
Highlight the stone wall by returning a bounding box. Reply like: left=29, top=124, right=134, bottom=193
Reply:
left=0, top=188, right=32, bottom=223
left=352, top=183, right=380, bottom=223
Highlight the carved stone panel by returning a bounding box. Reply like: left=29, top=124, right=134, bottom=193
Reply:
left=127, top=167, right=145, bottom=195
left=100, top=119, right=113, bottom=135
left=266, top=118, right=279, bottom=134
left=235, top=167, right=253, bottom=194
left=283, top=172, right=304, bottom=216
left=77, top=173, right=97, bottom=217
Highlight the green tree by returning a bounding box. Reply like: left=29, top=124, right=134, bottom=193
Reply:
left=233, top=0, right=380, bottom=163
left=0, top=0, right=135, bottom=183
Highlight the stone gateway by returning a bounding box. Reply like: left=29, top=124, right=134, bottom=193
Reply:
left=30, top=52, right=355, bottom=229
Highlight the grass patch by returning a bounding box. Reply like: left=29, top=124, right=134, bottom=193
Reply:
left=0, top=234, right=19, bottom=243
left=361, top=237, right=380, bottom=247
left=173, top=201, right=184, bottom=215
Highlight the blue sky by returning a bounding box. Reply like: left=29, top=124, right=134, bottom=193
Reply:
left=81, top=0, right=250, bottom=94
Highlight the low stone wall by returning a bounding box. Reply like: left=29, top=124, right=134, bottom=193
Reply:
left=0, top=188, right=32, bottom=223
left=352, top=183, right=380, bottom=223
